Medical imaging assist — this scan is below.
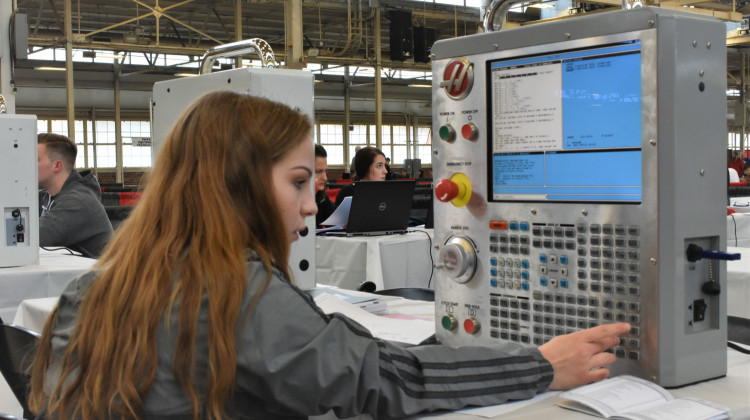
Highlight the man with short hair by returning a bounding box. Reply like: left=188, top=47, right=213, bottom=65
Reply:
left=38, top=133, right=113, bottom=258
left=315, top=144, right=337, bottom=227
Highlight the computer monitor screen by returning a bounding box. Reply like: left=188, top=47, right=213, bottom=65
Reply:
left=487, top=41, right=642, bottom=203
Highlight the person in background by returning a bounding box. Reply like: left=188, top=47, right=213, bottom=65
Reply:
left=729, top=151, right=745, bottom=178
left=37, top=133, right=113, bottom=258
left=385, top=156, right=393, bottom=179
left=314, top=144, right=337, bottom=227
left=741, top=166, right=750, bottom=184
left=335, top=146, right=388, bottom=206
left=30, top=91, right=628, bottom=420
left=348, top=145, right=361, bottom=176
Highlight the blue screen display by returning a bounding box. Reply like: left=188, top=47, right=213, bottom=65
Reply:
left=488, top=42, right=642, bottom=202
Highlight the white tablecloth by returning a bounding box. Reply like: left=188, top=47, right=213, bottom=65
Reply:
left=0, top=249, right=95, bottom=323
left=10, top=292, right=750, bottom=420
left=315, top=229, right=435, bottom=291
left=727, top=246, right=750, bottom=319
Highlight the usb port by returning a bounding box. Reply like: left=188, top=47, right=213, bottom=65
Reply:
left=16, top=233, right=24, bottom=243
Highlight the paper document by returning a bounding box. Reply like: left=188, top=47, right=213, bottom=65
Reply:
left=309, top=288, right=387, bottom=313
left=313, top=293, right=434, bottom=345
left=320, top=196, right=351, bottom=227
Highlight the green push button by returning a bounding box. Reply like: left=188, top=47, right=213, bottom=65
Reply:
left=439, top=125, right=456, bottom=142
left=442, top=314, right=457, bottom=330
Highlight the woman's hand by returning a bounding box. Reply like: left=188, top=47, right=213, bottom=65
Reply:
left=539, top=322, right=631, bottom=390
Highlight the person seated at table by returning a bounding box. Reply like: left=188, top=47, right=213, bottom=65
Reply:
left=37, top=133, right=113, bottom=258
left=29, top=91, right=629, bottom=420
left=741, top=166, right=750, bottom=184
left=314, top=144, right=337, bottom=227
left=335, top=146, right=388, bottom=206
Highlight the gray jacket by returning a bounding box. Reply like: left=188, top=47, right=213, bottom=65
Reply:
left=39, top=169, right=113, bottom=258
left=45, top=259, right=553, bottom=419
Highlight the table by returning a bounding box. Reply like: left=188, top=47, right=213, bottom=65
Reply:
left=0, top=250, right=95, bottom=418
left=315, top=229, right=435, bottom=291
left=727, top=213, right=750, bottom=247
left=727, top=247, right=750, bottom=320
left=9, top=293, right=750, bottom=420
left=399, top=348, right=750, bottom=419
left=0, top=249, right=96, bottom=324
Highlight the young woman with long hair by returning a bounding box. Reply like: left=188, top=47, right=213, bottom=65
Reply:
left=30, top=90, right=629, bottom=420
left=335, top=146, right=388, bottom=206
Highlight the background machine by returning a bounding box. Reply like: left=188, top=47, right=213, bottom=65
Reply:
left=151, top=40, right=316, bottom=289
left=431, top=7, right=728, bottom=387
left=0, top=109, right=38, bottom=268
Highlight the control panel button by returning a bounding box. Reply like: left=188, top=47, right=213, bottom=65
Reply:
left=439, top=236, right=477, bottom=284
left=461, top=123, right=479, bottom=141
left=441, top=314, right=458, bottom=331
left=435, top=178, right=460, bottom=202
left=489, top=221, right=508, bottom=230
left=435, top=173, right=472, bottom=207
left=464, top=318, right=480, bottom=334
left=438, top=124, right=456, bottom=142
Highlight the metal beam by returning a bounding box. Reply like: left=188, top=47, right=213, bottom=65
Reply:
left=65, top=0, right=75, bottom=141
left=658, top=3, right=742, bottom=21
left=374, top=6, right=382, bottom=150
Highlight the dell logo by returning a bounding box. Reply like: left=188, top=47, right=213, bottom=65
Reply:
left=378, top=202, right=387, bottom=212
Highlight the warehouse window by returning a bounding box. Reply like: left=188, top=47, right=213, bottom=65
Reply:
left=319, top=123, right=345, bottom=166
left=121, top=121, right=152, bottom=168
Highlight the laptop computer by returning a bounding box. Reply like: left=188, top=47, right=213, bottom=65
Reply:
left=327, top=180, right=416, bottom=236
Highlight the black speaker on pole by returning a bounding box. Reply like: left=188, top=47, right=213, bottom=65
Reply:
left=413, top=27, right=436, bottom=63
left=389, top=10, right=412, bottom=61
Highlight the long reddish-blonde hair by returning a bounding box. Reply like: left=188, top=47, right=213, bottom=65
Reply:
left=29, top=91, right=312, bottom=419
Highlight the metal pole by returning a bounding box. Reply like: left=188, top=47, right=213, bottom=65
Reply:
left=344, top=65, right=351, bottom=165
left=235, top=0, right=242, bottom=68
left=374, top=6, right=382, bottom=149
left=114, top=64, right=123, bottom=184
left=65, top=0, right=75, bottom=141
left=286, top=0, right=303, bottom=69
left=91, top=107, right=98, bottom=177
left=741, top=53, right=747, bottom=156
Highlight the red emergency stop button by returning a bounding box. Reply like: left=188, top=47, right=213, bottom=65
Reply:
left=435, top=178, right=460, bottom=202
left=461, top=123, right=478, bottom=141
left=463, top=318, right=480, bottom=334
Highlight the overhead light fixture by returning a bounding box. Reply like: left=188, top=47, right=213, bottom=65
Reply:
left=34, top=66, right=66, bottom=71
left=174, top=73, right=197, bottom=77
left=98, top=54, right=125, bottom=60
left=528, top=2, right=555, bottom=8
left=408, top=83, right=432, bottom=88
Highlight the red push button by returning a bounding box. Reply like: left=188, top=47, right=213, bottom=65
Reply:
left=435, top=179, right=460, bottom=202
left=464, top=318, right=480, bottom=334
left=489, top=221, right=508, bottom=230
left=461, top=123, right=478, bottom=141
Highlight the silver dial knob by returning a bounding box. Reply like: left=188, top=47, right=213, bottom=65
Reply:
left=439, top=236, right=477, bottom=284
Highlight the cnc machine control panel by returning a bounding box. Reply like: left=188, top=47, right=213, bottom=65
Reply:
left=431, top=8, right=729, bottom=387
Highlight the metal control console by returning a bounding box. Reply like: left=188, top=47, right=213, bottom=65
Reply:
left=431, top=8, right=727, bottom=387
left=151, top=67, right=317, bottom=289
left=0, top=114, right=38, bottom=267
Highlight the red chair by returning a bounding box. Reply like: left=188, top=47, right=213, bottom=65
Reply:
left=335, top=179, right=353, bottom=184
left=119, top=192, right=142, bottom=206
left=326, top=188, right=340, bottom=203
left=729, top=182, right=748, bottom=187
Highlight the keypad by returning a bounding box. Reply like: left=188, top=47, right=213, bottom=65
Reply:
left=487, top=220, right=643, bottom=359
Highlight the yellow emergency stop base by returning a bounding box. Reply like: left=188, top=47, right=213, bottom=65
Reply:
left=450, top=173, right=472, bottom=207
